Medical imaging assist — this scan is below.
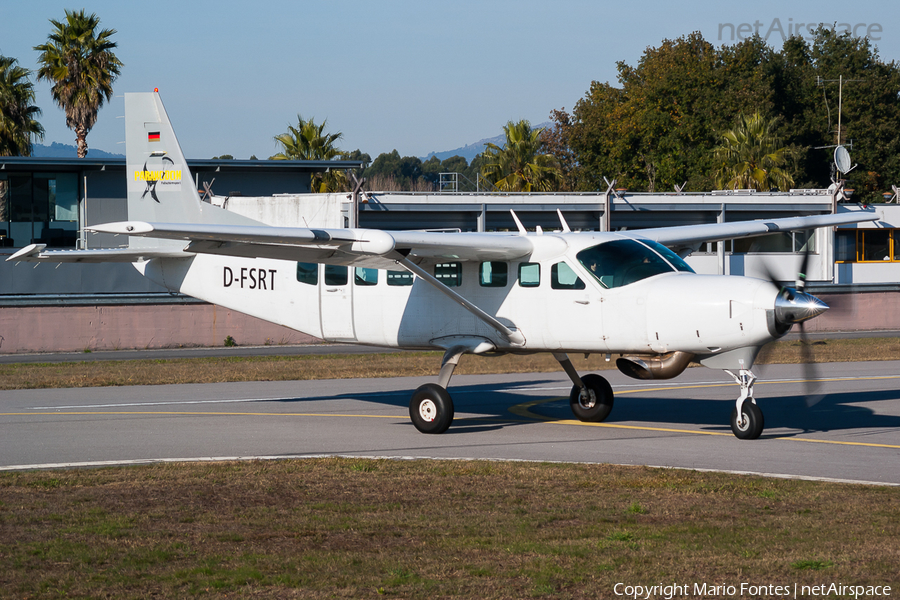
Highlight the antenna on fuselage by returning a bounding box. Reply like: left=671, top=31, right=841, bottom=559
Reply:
left=510, top=210, right=527, bottom=235
left=556, top=209, right=571, bottom=233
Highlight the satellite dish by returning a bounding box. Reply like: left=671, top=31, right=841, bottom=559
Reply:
left=834, top=145, right=852, bottom=173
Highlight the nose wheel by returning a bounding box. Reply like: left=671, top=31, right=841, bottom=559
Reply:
left=725, top=368, right=764, bottom=439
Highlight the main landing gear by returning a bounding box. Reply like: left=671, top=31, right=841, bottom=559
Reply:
left=408, top=349, right=616, bottom=434
left=408, top=346, right=464, bottom=434
left=725, top=368, right=764, bottom=439
left=555, top=353, right=615, bottom=422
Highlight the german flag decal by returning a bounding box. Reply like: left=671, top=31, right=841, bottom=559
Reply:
left=148, top=131, right=161, bottom=142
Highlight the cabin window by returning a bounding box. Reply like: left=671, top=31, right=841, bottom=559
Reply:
left=479, top=262, right=508, bottom=287
left=324, top=264, right=348, bottom=285
left=387, top=270, right=414, bottom=286
left=355, top=267, right=378, bottom=286
left=551, top=262, right=585, bottom=290
left=435, top=262, right=462, bottom=287
left=296, top=262, right=318, bottom=285
left=518, top=262, right=541, bottom=287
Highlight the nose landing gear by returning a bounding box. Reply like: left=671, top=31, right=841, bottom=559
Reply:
left=725, top=368, right=764, bottom=439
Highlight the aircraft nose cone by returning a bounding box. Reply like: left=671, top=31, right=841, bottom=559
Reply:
left=774, top=288, right=829, bottom=325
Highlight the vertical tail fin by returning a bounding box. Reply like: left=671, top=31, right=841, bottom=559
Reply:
left=124, top=91, right=259, bottom=248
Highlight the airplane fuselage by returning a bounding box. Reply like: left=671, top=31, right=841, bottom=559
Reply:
left=136, top=232, right=782, bottom=361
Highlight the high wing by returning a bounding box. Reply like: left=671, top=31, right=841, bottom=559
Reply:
left=9, top=211, right=877, bottom=267
left=77, top=221, right=536, bottom=268
left=635, top=211, right=878, bottom=247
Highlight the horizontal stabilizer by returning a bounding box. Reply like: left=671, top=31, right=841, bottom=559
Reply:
left=87, top=221, right=536, bottom=263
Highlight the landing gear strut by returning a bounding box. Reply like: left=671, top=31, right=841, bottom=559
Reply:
left=408, top=346, right=464, bottom=434
left=725, top=368, right=765, bottom=439
left=555, top=353, right=615, bottom=422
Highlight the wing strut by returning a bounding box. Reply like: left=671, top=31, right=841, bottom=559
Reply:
left=394, top=256, right=526, bottom=347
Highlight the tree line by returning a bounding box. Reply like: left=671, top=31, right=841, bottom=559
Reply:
left=543, top=28, right=900, bottom=202
left=3, top=13, right=898, bottom=202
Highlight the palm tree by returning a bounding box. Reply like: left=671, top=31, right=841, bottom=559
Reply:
left=0, top=55, right=44, bottom=157
left=713, top=112, right=795, bottom=191
left=34, top=9, right=122, bottom=158
left=480, top=120, right=562, bottom=192
left=271, top=114, right=348, bottom=192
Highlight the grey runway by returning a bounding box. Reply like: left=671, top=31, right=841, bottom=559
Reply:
left=2, top=361, right=898, bottom=485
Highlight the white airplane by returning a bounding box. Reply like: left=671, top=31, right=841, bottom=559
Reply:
left=10, top=92, right=879, bottom=439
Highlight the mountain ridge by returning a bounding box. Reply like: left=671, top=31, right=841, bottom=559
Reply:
left=32, top=142, right=124, bottom=159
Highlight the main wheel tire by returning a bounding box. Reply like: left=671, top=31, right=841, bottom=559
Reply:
left=409, top=383, right=454, bottom=434
left=569, top=373, right=614, bottom=422
left=730, top=402, right=765, bottom=440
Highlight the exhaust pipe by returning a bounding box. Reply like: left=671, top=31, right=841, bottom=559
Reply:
left=616, top=351, right=695, bottom=380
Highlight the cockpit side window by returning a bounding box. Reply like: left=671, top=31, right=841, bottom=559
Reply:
left=576, top=239, right=694, bottom=289
left=551, top=262, right=585, bottom=290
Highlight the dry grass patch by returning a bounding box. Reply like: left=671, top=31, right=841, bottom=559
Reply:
left=1, top=337, right=899, bottom=390
left=0, top=459, right=896, bottom=598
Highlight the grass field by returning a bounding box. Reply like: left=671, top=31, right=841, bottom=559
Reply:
left=3, top=336, right=900, bottom=390
left=1, top=459, right=897, bottom=599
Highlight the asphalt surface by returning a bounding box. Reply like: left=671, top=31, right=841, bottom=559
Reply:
left=2, top=360, right=898, bottom=485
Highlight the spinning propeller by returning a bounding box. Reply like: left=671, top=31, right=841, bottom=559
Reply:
left=758, top=231, right=828, bottom=407
left=763, top=232, right=829, bottom=407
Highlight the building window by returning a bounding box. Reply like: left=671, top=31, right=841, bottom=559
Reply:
left=731, top=230, right=814, bottom=253
left=0, top=172, right=78, bottom=248
left=835, top=229, right=900, bottom=263
left=479, top=262, right=508, bottom=287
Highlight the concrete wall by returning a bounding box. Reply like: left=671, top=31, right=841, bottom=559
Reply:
left=0, top=303, right=317, bottom=353
left=0, top=290, right=896, bottom=354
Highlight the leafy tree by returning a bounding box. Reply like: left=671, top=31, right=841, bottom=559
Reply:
left=554, top=29, right=900, bottom=202
left=0, top=55, right=44, bottom=157
left=345, top=149, right=371, bottom=170
left=271, top=114, right=347, bottom=192
left=805, top=28, right=900, bottom=200
left=713, top=111, right=795, bottom=190
left=363, top=150, right=425, bottom=190
left=441, top=155, right=468, bottom=174
left=34, top=9, right=122, bottom=158
left=540, top=108, right=578, bottom=191
left=480, top=120, right=562, bottom=191
left=562, top=33, right=775, bottom=192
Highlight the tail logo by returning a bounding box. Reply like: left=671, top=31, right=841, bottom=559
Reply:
left=136, top=156, right=181, bottom=203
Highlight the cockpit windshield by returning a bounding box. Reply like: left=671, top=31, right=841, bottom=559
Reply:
left=576, top=238, right=694, bottom=289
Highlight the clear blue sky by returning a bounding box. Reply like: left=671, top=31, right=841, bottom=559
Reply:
left=2, top=0, right=897, bottom=160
